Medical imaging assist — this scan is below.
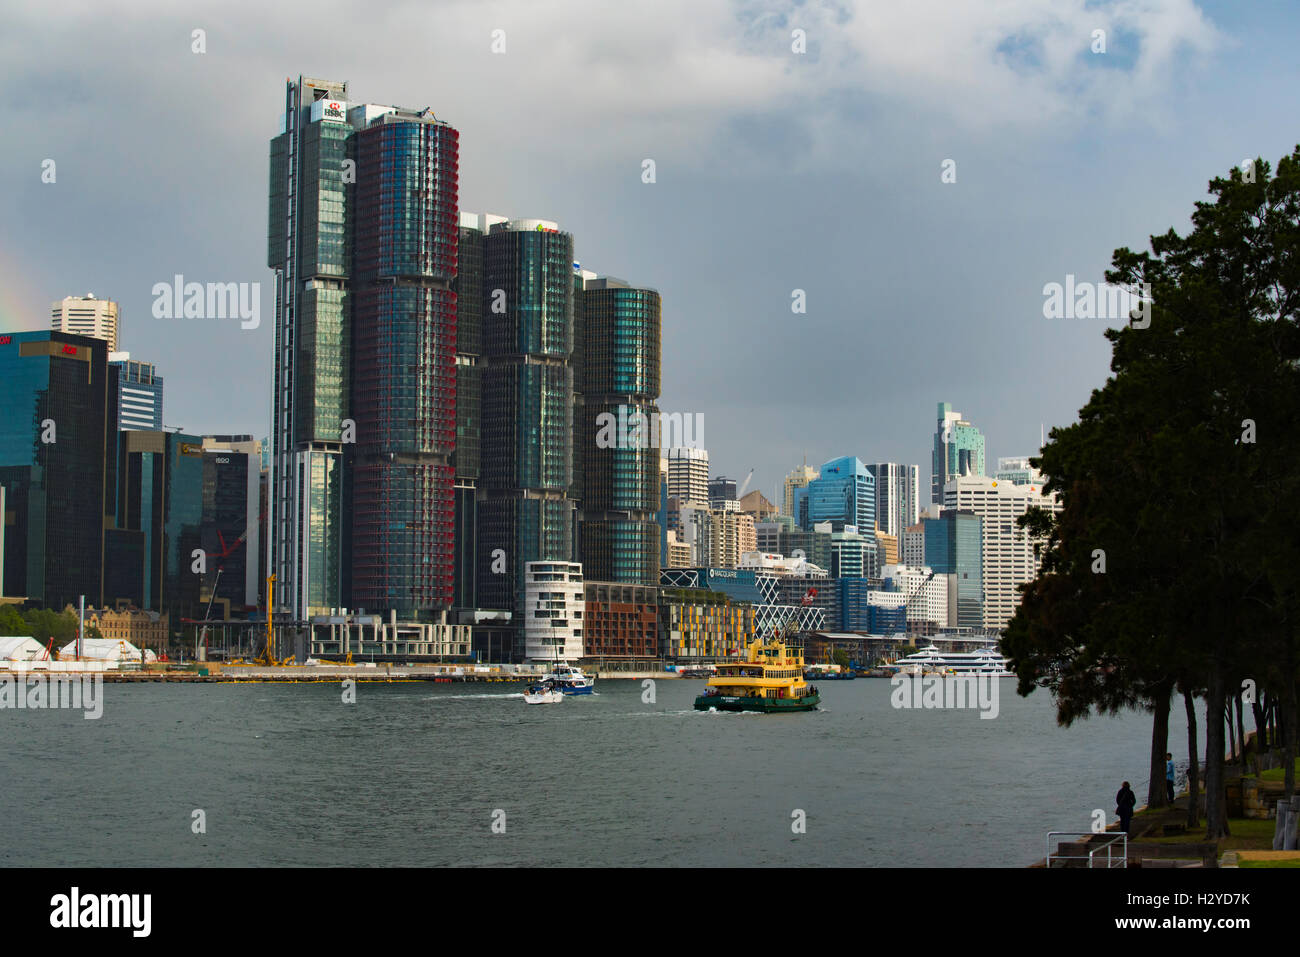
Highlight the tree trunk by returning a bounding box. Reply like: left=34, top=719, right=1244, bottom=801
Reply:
left=1286, top=675, right=1298, bottom=801
left=1204, top=668, right=1229, bottom=838
left=1184, top=688, right=1200, bottom=828
left=1252, top=698, right=1267, bottom=754
left=1148, top=682, right=1173, bottom=808
left=1226, top=701, right=1237, bottom=766
left=1235, top=692, right=1247, bottom=769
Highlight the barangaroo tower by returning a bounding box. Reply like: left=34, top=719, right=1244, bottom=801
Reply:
left=267, top=76, right=460, bottom=620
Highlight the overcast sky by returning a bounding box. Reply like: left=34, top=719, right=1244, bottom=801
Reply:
left=3, top=0, right=1296, bottom=504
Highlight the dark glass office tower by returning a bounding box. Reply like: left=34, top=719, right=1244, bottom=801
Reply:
left=349, top=112, right=459, bottom=617
left=112, top=430, right=205, bottom=629
left=478, top=220, right=575, bottom=614
left=924, top=509, right=983, bottom=628
left=578, top=278, right=662, bottom=584
left=267, top=76, right=351, bottom=620
left=200, top=442, right=260, bottom=613
left=0, top=331, right=112, bottom=609
left=452, top=217, right=486, bottom=611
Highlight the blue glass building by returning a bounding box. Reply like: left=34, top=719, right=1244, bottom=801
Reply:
left=923, top=509, right=982, bottom=628
left=806, top=456, right=874, bottom=532
left=0, top=331, right=112, bottom=610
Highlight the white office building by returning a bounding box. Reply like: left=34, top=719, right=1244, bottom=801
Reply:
left=667, top=447, right=710, bottom=505
left=869, top=463, right=920, bottom=537
left=51, top=294, right=119, bottom=352
left=880, top=563, right=952, bottom=630
left=943, top=474, right=1062, bottom=632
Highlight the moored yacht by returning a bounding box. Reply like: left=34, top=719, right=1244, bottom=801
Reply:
left=541, top=662, right=595, bottom=695
left=888, top=644, right=1014, bottom=677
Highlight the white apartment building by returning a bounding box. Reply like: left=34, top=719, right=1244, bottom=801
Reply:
left=667, top=447, right=709, bottom=504
left=943, top=475, right=1061, bottom=632
left=902, top=523, right=926, bottom=568
left=869, top=462, right=921, bottom=538
left=880, top=563, right=952, bottom=630
left=51, top=294, right=119, bottom=352
left=524, top=561, right=585, bottom=661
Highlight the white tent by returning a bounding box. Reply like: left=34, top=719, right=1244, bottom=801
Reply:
left=0, top=636, right=45, bottom=663
left=57, top=637, right=155, bottom=663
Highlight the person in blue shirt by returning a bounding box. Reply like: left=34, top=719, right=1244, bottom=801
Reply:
left=1165, top=752, right=1175, bottom=802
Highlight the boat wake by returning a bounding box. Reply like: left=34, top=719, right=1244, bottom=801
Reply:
left=426, top=692, right=524, bottom=701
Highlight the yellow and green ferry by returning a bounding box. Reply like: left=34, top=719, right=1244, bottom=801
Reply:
left=693, top=634, right=820, bottom=713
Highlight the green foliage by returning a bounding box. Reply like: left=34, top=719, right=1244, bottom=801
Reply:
left=0, top=604, right=27, bottom=636
left=1005, top=147, right=1300, bottom=837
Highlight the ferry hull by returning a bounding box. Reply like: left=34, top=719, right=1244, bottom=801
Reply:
left=694, top=693, right=820, bottom=713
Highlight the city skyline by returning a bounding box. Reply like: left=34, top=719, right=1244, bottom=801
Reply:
left=4, top=1, right=1292, bottom=504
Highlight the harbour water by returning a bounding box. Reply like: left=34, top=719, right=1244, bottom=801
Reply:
left=1, top=676, right=1188, bottom=867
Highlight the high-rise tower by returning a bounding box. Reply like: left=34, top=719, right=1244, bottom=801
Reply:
left=577, top=277, right=662, bottom=584
left=477, top=219, right=576, bottom=614
left=268, top=77, right=460, bottom=620
left=267, top=76, right=351, bottom=620
left=931, top=401, right=985, bottom=505
left=868, top=462, right=920, bottom=537
left=349, top=109, right=459, bottom=616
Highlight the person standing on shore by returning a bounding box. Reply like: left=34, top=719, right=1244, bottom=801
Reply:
left=1165, top=753, right=1175, bottom=802
left=1116, top=781, right=1137, bottom=834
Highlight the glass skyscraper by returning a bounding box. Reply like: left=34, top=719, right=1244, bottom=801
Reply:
left=451, top=215, right=490, bottom=611
left=0, top=331, right=112, bottom=610
left=108, top=430, right=205, bottom=631
left=112, top=357, right=164, bottom=431
left=931, top=401, right=986, bottom=505
left=268, top=78, right=461, bottom=620
left=577, top=277, right=662, bottom=584
left=806, top=456, right=874, bottom=532
left=477, top=220, right=576, bottom=613
left=267, top=76, right=351, bottom=619
left=348, top=111, right=459, bottom=617
left=923, top=509, right=983, bottom=628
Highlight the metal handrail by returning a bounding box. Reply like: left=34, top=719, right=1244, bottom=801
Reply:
left=1046, top=831, right=1128, bottom=868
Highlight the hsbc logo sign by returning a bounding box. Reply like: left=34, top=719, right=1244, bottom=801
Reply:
left=313, top=98, right=349, bottom=124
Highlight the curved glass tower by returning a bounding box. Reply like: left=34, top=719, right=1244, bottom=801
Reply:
left=349, top=112, right=460, bottom=617
left=578, top=278, right=662, bottom=584
left=478, top=220, right=576, bottom=613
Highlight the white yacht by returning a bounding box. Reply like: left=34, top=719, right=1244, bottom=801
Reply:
left=540, top=662, right=595, bottom=695
left=889, top=644, right=1014, bottom=677
left=523, top=683, right=564, bottom=705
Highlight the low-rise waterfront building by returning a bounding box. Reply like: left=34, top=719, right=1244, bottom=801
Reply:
left=657, top=587, right=753, bottom=659
left=583, top=580, right=659, bottom=659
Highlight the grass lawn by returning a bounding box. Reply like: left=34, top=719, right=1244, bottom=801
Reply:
left=1239, top=858, right=1300, bottom=868
left=1259, top=758, right=1300, bottom=782
left=1128, top=817, right=1276, bottom=851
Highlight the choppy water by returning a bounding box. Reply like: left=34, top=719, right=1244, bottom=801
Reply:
left=0, top=677, right=1187, bottom=866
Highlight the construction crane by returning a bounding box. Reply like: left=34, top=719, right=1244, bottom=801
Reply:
left=736, top=468, right=755, bottom=500
left=255, top=574, right=287, bottom=667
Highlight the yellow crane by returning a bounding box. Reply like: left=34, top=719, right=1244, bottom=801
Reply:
left=255, top=574, right=287, bottom=666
